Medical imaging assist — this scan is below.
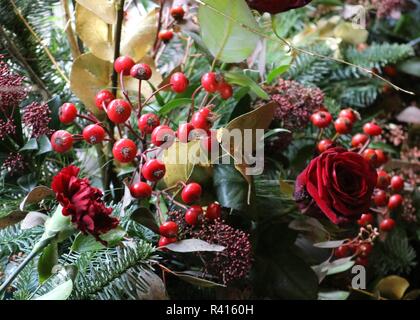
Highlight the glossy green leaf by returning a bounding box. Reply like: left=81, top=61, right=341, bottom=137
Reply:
left=213, top=164, right=249, bottom=211
left=130, top=207, right=159, bottom=233
left=225, top=71, right=269, bottom=99
left=158, top=98, right=192, bottom=116
left=20, top=138, right=38, bottom=151
left=36, top=135, right=52, bottom=155
left=267, top=63, right=291, bottom=84
left=38, top=241, right=58, bottom=283
left=71, top=227, right=126, bottom=253
left=198, top=0, right=260, bottom=63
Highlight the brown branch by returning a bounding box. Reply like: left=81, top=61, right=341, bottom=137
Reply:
left=61, top=0, right=81, bottom=59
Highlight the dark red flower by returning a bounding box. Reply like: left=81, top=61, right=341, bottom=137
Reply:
left=247, top=0, right=312, bottom=14
left=294, top=147, right=377, bottom=225
left=51, top=165, right=119, bottom=240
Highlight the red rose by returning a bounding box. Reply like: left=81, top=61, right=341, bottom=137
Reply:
left=246, top=0, right=312, bottom=14
left=294, top=147, right=377, bottom=225
left=51, top=165, right=119, bottom=240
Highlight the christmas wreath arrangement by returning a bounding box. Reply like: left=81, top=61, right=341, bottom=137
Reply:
left=0, top=0, right=419, bottom=300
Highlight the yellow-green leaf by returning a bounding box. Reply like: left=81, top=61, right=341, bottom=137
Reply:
left=76, top=0, right=116, bottom=24
left=375, top=275, right=410, bottom=300
left=70, top=53, right=112, bottom=114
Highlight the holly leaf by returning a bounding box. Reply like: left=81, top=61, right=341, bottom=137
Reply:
left=198, top=0, right=260, bottom=63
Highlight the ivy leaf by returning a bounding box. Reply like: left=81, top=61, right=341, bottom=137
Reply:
left=198, top=0, right=260, bottom=63
left=34, top=279, right=73, bottom=300
left=38, top=241, right=58, bottom=283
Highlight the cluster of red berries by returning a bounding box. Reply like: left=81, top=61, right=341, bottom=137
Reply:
left=50, top=52, right=237, bottom=249
left=334, top=239, right=374, bottom=267
left=157, top=6, right=186, bottom=44
left=158, top=199, right=222, bottom=247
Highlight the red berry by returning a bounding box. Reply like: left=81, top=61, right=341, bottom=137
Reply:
left=59, top=103, right=77, bottom=124
left=376, top=170, right=390, bottom=190
left=158, top=236, right=177, bottom=247
left=51, top=130, right=73, bottom=153
left=334, top=117, right=353, bottom=134
left=388, top=194, right=403, bottom=210
left=82, top=124, right=106, bottom=144
left=177, top=123, right=194, bottom=143
left=159, top=221, right=178, bottom=238
left=181, top=182, right=202, bottom=204
left=151, top=125, right=175, bottom=148
left=112, top=138, right=137, bottom=163
left=373, top=189, right=388, bottom=207
left=339, top=108, right=358, bottom=124
left=351, top=133, right=369, bottom=148
left=355, top=256, right=369, bottom=267
left=375, top=149, right=388, bottom=166
left=363, top=122, right=382, bottom=136
left=129, top=182, right=152, bottom=199
left=310, top=111, right=333, bottom=128
left=185, top=205, right=203, bottom=226
left=362, top=148, right=378, bottom=167
left=170, top=72, right=189, bottom=93
left=198, top=107, right=211, bottom=118
left=383, top=65, right=397, bottom=77
left=158, top=30, right=174, bottom=42
left=357, top=243, right=373, bottom=258
left=191, top=111, right=211, bottom=130
left=141, top=159, right=166, bottom=182
left=201, top=72, right=222, bottom=93
left=218, top=82, right=233, bottom=99
left=358, top=213, right=374, bottom=226
left=334, top=245, right=351, bottom=258
left=95, top=90, right=115, bottom=110
left=170, top=6, right=185, bottom=20
left=390, top=176, right=404, bottom=192
left=380, top=218, right=396, bottom=232
left=138, top=113, right=160, bottom=134
left=107, top=99, right=132, bottom=123
left=206, top=202, right=221, bottom=220
left=317, top=139, right=334, bottom=153
left=114, top=56, right=135, bottom=75
left=130, top=63, right=152, bottom=80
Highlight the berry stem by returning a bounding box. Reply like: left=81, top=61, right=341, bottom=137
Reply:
left=124, top=121, right=142, bottom=140
left=358, top=138, right=371, bottom=155
left=138, top=79, right=143, bottom=116
left=119, top=71, right=135, bottom=109
left=152, top=0, right=166, bottom=59
left=331, top=132, right=340, bottom=142
left=142, top=83, right=172, bottom=107
left=188, top=85, right=203, bottom=121
left=316, top=128, right=324, bottom=141
left=76, top=114, right=97, bottom=123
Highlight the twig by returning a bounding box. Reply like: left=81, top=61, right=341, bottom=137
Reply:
left=9, top=0, right=70, bottom=84
left=60, top=0, right=81, bottom=59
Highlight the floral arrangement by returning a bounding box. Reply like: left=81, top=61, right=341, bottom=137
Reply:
left=0, top=0, right=419, bottom=301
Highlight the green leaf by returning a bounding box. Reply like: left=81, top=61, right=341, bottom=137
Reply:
left=213, top=164, right=249, bottom=211
left=34, top=279, right=73, bottom=300
left=71, top=227, right=126, bottom=253
left=318, top=290, right=350, bottom=300
left=17, top=173, right=38, bottom=192
left=397, top=57, right=420, bottom=77
left=20, top=138, right=38, bottom=151
left=158, top=98, right=192, bottom=116
left=267, top=63, right=291, bottom=84
left=36, top=135, right=52, bottom=155
left=38, top=241, right=58, bottom=283
left=163, top=239, right=225, bottom=252
left=254, top=248, right=319, bottom=299
left=198, top=0, right=260, bottom=63
left=225, top=71, right=269, bottom=99
left=130, top=207, right=159, bottom=233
